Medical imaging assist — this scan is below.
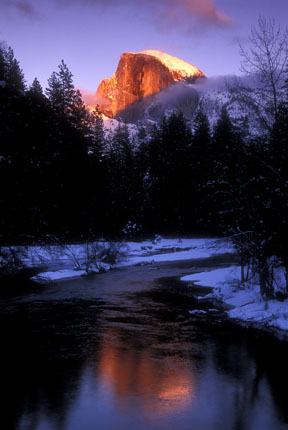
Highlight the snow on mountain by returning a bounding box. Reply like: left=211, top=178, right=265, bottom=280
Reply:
left=103, top=115, right=138, bottom=136
left=97, top=69, right=269, bottom=138
left=139, top=50, right=205, bottom=79
left=189, top=76, right=265, bottom=136
left=101, top=80, right=256, bottom=136
left=196, top=88, right=249, bottom=130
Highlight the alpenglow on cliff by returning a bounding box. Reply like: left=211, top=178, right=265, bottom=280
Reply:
left=96, top=50, right=206, bottom=117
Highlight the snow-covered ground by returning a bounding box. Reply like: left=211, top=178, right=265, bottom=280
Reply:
left=32, top=263, right=112, bottom=282
left=29, top=237, right=233, bottom=282
left=118, top=237, right=233, bottom=266
left=35, top=269, right=87, bottom=282
left=181, top=266, right=288, bottom=332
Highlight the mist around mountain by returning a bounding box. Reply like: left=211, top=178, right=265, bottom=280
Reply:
left=103, top=73, right=286, bottom=139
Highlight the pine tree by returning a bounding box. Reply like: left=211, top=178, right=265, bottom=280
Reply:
left=135, top=126, right=149, bottom=179
left=90, top=105, right=105, bottom=157
left=191, top=107, right=211, bottom=171
left=46, top=60, right=74, bottom=118
left=207, top=107, right=244, bottom=232
left=212, top=106, right=235, bottom=154
left=270, top=103, right=288, bottom=173
left=46, top=71, right=62, bottom=112
left=283, top=65, right=288, bottom=103
left=148, top=112, right=192, bottom=231
left=104, top=123, right=136, bottom=233
left=71, top=88, right=89, bottom=132
left=57, top=59, right=74, bottom=117
left=0, top=43, right=26, bottom=91
left=190, top=107, right=212, bottom=229
left=133, top=126, right=149, bottom=231
left=28, top=77, right=44, bottom=98
left=193, top=107, right=210, bottom=139
left=0, top=43, right=6, bottom=82
left=27, top=77, right=48, bottom=110
left=4, top=47, right=25, bottom=90
left=46, top=60, right=88, bottom=132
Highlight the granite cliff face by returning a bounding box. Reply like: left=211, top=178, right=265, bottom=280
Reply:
left=96, top=50, right=205, bottom=118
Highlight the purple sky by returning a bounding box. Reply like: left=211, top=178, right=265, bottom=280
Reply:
left=0, top=0, right=287, bottom=101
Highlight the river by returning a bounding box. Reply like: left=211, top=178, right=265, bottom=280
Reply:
left=1, top=255, right=288, bottom=430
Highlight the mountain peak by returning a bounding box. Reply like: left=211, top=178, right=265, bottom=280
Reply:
left=96, top=50, right=205, bottom=118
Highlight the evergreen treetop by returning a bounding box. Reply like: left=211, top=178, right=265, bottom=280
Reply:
left=0, top=43, right=25, bottom=90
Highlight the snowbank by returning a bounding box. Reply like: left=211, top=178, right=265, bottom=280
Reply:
left=181, top=266, right=288, bottom=332
left=24, top=237, right=232, bottom=267
left=28, top=237, right=234, bottom=282
left=116, top=237, right=233, bottom=266
left=32, top=263, right=111, bottom=282
left=33, top=269, right=87, bottom=282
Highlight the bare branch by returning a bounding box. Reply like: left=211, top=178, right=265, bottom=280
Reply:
left=237, top=16, right=288, bottom=130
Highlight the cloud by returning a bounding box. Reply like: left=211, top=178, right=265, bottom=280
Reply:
left=58, top=0, right=235, bottom=30
left=157, top=0, right=234, bottom=29
left=80, top=88, right=108, bottom=107
left=0, top=0, right=235, bottom=30
left=0, top=0, right=38, bottom=18
left=190, top=75, right=232, bottom=91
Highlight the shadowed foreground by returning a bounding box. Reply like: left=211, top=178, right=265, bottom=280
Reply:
left=1, top=256, right=288, bottom=430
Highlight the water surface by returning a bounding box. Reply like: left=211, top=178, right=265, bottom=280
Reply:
left=1, top=257, right=288, bottom=430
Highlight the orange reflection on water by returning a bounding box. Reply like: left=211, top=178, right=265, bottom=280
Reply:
left=97, top=329, right=195, bottom=416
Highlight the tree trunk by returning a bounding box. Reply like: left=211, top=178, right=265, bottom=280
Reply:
left=258, top=258, right=273, bottom=300
left=241, top=263, right=245, bottom=284
left=245, top=264, right=250, bottom=283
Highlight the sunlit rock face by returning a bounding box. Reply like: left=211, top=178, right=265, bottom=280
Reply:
left=96, top=50, right=206, bottom=119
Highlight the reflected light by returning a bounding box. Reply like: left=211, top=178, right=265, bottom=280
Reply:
left=97, top=328, right=195, bottom=416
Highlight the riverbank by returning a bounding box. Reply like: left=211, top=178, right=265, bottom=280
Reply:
left=29, top=237, right=233, bottom=281
left=3, top=236, right=287, bottom=337
left=181, top=266, right=288, bottom=335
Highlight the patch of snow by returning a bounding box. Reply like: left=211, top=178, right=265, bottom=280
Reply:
left=138, top=50, right=205, bottom=78
left=103, top=116, right=138, bottom=137
left=32, top=269, right=86, bottom=281
left=189, top=310, right=207, bottom=315
left=181, top=266, right=241, bottom=288
left=268, top=316, right=288, bottom=331
left=181, top=265, right=288, bottom=332
left=117, top=238, right=234, bottom=267
left=32, top=262, right=111, bottom=282
left=191, top=81, right=270, bottom=137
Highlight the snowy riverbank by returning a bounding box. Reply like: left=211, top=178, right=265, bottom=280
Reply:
left=181, top=266, right=288, bottom=332
left=3, top=236, right=288, bottom=335
left=30, top=237, right=233, bottom=281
